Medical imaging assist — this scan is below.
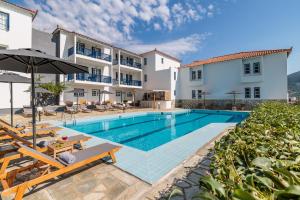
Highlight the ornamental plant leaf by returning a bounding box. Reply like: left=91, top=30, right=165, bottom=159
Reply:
left=274, top=185, right=300, bottom=199
left=232, top=189, right=257, bottom=200
left=252, top=157, right=272, bottom=170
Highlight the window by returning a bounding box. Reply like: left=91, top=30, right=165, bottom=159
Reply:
left=92, top=68, right=101, bottom=76
left=253, top=62, right=261, bottom=74
left=244, top=63, right=251, bottom=74
left=144, top=58, right=147, bottom=65
left=174, top=72, right=176, bottom=80
left=197, top=70, right=202, bottom=79
left=245, top=88, right=251, bottom=99
left=127, top=92, right=133, bottom=97
left=144, top=74, right=147, bottom=82
left=116, top=91, right=121, bottom=96
left=191, top=71, right=196, bottom=80
left=174, top=90, right=176, bottom=96
left=161, top=57, right=164, bottom=64
left=254, top=87, right=260, bottom=98
left=77, top=43, right=85, bottom=53
left=115, top=72, right=118, bottom=79
left=92, top=89, right=99, bottom=97
left=74, top=88, right=85, bottom=97
left=192, top=90, right=196, bottom=99
left=198, top=90, right=202, bottom=99
left=0, top=12, right=9, bottom=31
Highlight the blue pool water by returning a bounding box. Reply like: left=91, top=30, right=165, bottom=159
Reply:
left=65, top=110, right=248, bottom=151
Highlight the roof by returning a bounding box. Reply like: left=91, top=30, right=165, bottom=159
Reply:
left=185, top=48, right=293, bottom=68
left=53, top=26, right=141, bottom=58
left=140, top=49, right=181, bottom=62
left=1, top=1, right=38, bottom=20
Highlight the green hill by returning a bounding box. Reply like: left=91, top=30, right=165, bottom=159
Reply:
left=288, top=71, right=300, bottom=96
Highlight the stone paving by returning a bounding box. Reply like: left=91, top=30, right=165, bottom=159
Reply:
left=0, top=110, right=232, bottom=200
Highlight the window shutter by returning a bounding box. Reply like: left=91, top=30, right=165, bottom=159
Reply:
left=6, top=13, right=9, bottom=31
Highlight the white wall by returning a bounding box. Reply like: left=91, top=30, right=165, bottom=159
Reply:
left=0, top=3, right=33, bottom=109
left=178, top=53, right=288, bottom=100
left=141, top=52, right=180, bottom=100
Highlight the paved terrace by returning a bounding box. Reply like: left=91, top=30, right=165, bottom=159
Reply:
left=0, top=109, right=232, bottom=200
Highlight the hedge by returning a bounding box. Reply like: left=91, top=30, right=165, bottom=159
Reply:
left=196, top=102, right=300, bottom=200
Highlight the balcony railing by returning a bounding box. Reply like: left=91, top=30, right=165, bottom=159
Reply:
left=68, top=47, right=112, bottom=62
left=67, top=73, right=112, bottom=84
left=113, top=59, right=141, bottom=69
left=120, top=79, right=142, bottom=86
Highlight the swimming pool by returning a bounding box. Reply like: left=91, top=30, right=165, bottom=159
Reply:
left=65, top=110, right=248, bottom=151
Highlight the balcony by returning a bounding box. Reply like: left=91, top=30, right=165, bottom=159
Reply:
left=113, top=59, right=142, bottom=69
left=120, top=79, right=142, bottom=86
left=67, top=73, right=112, bottom=84
left=68, top=47, right=112, bottom=62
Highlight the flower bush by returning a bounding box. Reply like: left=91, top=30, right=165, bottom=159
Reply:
left=197, top=102, right=300, bottom=199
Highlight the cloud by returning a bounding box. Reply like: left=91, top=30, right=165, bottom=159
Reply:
left=25, top=0, right=215, bottom=58
left=124, top=33, right=211, bottom=58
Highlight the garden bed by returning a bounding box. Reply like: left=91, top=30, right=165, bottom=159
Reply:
left=197, top=102, right=300, bottom=199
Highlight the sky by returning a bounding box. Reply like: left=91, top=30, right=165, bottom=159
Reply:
left=12, top=0, right=300, bottom=74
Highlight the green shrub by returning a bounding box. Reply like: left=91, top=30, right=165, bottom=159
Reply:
left=197, top=102, right=300, bottom=199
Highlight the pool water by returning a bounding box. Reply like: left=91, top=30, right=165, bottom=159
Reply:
left=65, top=110, right=248, bottom=151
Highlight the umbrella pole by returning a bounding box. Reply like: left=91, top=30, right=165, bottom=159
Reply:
left=10, top=82, right=13, bottom=126
left=31, top=67, right=37, bottom=149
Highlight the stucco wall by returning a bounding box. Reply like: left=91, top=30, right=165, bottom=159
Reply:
left=178, top=53, right=288, bottom=101
left=0, top=3, right=32, bottom=109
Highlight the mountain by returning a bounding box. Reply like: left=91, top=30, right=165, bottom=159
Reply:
left=288, top=71, right=300, bottom=96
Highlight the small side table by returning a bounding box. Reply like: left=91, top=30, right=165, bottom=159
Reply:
left=48, top=141, right=74, bottom=158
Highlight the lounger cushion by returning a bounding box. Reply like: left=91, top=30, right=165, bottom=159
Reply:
left=37, top=140, right=49, bottom=148
left=59, top=152, right=76, bottom=164
left=0, top=144, right=18, bottom=152
left=57, top=143, right=121, bottom=166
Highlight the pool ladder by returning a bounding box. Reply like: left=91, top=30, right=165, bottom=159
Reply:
left=61, top=113, right=77, bottom=126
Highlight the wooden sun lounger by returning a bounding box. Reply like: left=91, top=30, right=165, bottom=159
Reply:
left=0, top=122, right=62, bottom=140
left=0, top=119, right=50, bottom=131
left=0, top=143, right=121, bottom=200
left=0, top=131, right=91, bottom=162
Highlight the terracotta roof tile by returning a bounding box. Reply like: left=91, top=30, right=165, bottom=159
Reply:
left=185, top=48, right=292, bottom=68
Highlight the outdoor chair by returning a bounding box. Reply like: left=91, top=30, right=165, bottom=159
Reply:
left=0, top=143, right=121, bottom=200
left=44, top=106, right=57, bottom=116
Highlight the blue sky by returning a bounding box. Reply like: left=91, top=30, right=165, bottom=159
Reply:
left=13, top=0, right=300, bottom=74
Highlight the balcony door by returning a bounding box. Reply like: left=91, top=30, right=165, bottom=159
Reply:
left=91, top=68, right=101, bottom=81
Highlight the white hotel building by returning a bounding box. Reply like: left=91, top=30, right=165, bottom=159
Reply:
left=0, top=2, right=291, bottom=112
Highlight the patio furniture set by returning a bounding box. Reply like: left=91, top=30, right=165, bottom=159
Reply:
left=0, top=119, right=121, bottom=199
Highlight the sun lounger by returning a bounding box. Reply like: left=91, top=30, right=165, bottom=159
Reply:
left=22, top=107, right=33, bottom=117
left=112, top=103, right=125, bottom=110
left=79, top=105, right=92, bottom=113
left=0, top=143, right=121, bottom=199
left=44, top=106, right=57, bottom=116
left=0, top=131, right=91, bottom=161
left=94, top=105, right=106, bottom=112
left=0, top=122, right=62, bottom=140
left=0, top=119, right=50, bottom=131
